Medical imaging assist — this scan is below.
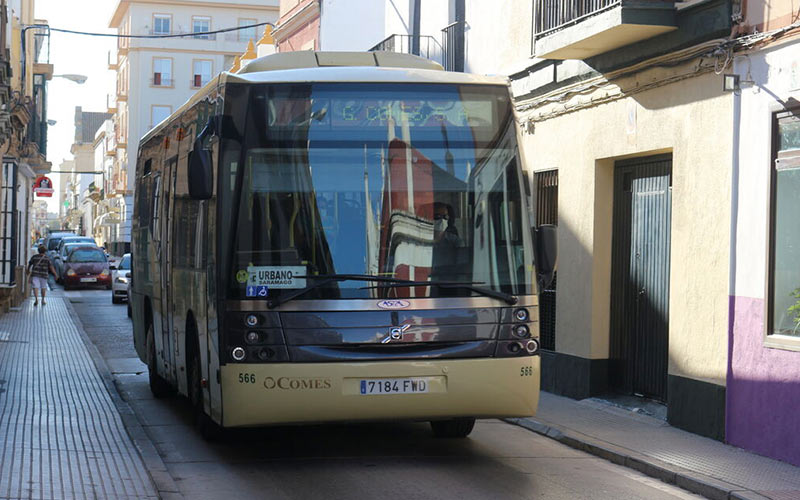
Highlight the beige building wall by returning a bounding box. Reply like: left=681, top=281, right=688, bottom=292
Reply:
left=743, top=0, right=797, bottom=32
left=519, top=69, right=733, bottom=386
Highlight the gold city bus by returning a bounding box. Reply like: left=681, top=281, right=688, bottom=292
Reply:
left=131, top=51, right=556, bottom=439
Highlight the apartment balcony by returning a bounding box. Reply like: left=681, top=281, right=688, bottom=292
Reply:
left=117, top=37, right=129, bottom=56
left=108, top=51, right=118, bottom=70
left=369, top=34, right=448, bottom=70
left=116, top=87, right=127, bottom=102
left=533, top=0, right=677, bottom=60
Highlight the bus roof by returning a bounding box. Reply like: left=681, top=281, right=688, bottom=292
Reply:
left=140, top=51, right=510, bottom=145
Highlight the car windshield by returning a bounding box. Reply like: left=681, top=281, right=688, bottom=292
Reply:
left=69, top=249, right=106, bottom=263
left=221, top=83, right=534, bottom=301
left=118, top=255, right=131, bottom=270
left=48, top=238, right=62, bottom=251
left=63, top=238, right=94, bottom=245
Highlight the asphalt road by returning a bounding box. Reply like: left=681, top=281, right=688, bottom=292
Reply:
left=66, top=287, right=704, bottom=500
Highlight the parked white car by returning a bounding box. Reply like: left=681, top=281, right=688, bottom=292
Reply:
left=111, top=253, right=131, bottom=304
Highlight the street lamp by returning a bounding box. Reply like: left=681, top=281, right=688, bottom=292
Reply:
left=52, top=74, right=88, bottom=84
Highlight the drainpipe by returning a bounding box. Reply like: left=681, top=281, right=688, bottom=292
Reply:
left=725, top=62, right=742, bottom=443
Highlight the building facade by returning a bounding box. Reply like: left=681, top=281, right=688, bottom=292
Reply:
left=0, top=0, right=52, bottom=311
left=59, top=107, right=111, bottom=237
left=272, top=0, right=319, bottom=53
left=107, top=0, right=278, bottom=244
left=725, top=0, right=800, bottom=467
left=309, top=0, right=800, bottom=465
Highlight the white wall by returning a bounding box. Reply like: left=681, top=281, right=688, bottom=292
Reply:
left=733, top=40, right=800, bottom=299
left=319, top=0, right=385, bottom=50
left=319, top=0, right=533, bottom=77
left=462, top=0, right=532, bottom=75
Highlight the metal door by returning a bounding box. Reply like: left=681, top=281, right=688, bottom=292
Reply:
left=610, top=155, right=671, bottom=401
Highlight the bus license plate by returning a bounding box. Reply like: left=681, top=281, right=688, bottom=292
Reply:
left=360, top=378, right=429, bottom=395
left=80, top=277, right=97, bottom=283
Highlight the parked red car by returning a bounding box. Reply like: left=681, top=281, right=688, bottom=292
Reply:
left=62, top=246, right=112, bottom=290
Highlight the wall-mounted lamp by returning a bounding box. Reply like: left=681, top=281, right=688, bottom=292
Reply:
left=723, top=74, right=740, bottom=92
left=53, top=74, right=88, bottom=84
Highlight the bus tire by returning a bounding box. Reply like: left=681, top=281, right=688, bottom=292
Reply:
left=430, top=418, right=476, bottom=438
left=188, top=333, right=222, bottom=441
left=146, top=323, right=171, bottom=398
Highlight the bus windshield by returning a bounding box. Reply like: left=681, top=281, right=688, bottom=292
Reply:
left=222, top=83, right=534, bottom=301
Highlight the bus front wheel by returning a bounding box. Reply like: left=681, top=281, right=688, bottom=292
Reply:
left=146, top=323, right=171, bottom=398
left=430, top=418, right=476, bottom=438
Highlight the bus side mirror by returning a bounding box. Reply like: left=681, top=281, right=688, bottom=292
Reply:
left=188, top=146, right=213, bottom=199
left=188, top=116, right=216, bottom=200
left=534, top=224, right=557, bottom=291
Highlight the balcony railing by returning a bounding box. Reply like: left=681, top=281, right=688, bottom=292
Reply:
left=151, top=77, right=174, bottom=87
left=369, top=34, right=437, bottom=61
left=148, top=29, right=217, bottom=40
left=441, top=21, right=465, bottom=72
left=535, top=0, right=621, bottom=38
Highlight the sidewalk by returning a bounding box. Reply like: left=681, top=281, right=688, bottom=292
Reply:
left=508, top=392, right=800, bottom=500
left=0, top=293, right=158, bottom=499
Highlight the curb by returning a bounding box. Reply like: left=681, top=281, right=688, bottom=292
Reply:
left=64, top=296, right=184, bottom=500
left=504, top=417, right=771, bottom=500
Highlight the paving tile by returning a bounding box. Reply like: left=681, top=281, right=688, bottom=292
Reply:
left=0, top=297, right=158, bottom=499
left=521, top=392, right=800, bottom=499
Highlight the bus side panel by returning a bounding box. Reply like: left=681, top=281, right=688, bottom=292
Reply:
left=210, top=83, right=244, bottom=424
left=132, top=139, right=161, bottom=364
left=169, top=90, right=222, bottom=416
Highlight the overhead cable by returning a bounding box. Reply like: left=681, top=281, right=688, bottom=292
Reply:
left=23, top=21, right=275, bottom=39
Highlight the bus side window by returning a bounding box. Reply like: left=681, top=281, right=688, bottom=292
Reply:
left=151, top=174, right=161, bottom=237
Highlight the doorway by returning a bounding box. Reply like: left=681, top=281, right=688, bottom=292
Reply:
left=609, top=155, right=672, bottom=401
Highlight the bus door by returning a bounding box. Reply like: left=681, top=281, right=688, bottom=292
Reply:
left=160, top=156, right=178, bottom=376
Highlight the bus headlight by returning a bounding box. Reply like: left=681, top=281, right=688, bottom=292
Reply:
left=525, top=339, right=540, bottom=355
left=514, top=324, right=530, bottom=338
left=231, top=346, right=246, bottom=361
left=245, top=331, right=260, bottom=344
left=514, top=308, right=529, bottom=322
left=244, top=314, right=259, bottom=327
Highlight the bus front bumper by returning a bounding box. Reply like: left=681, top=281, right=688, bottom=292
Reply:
left=220, top=356, right=540, bottom=427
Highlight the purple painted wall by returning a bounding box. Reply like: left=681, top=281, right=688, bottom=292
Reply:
left=727, top=295, right=800, bottom=466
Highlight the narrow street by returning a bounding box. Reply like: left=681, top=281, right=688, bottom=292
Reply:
left=63, top=287, right=704, bottom=500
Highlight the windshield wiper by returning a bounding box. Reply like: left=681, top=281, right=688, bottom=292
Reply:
left=266, top=274, right=517, bottom=308
left=267, top=274, right=419, bottom=309
left=364, top=281, right=517, bottom=305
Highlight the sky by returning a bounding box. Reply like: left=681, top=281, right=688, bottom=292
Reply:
left=34, top=0, right=117, bottom=213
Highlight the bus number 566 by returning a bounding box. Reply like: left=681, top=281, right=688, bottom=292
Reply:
left=239, top=373, right=256, bottom=384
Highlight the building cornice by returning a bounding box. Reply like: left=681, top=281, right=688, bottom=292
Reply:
left=272, top=0, right=319, bottom=43
left=110, top=0, right=278, bottom=28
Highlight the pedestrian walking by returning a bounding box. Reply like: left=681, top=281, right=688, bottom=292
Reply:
left=28, top=245, right=56, bottom=306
